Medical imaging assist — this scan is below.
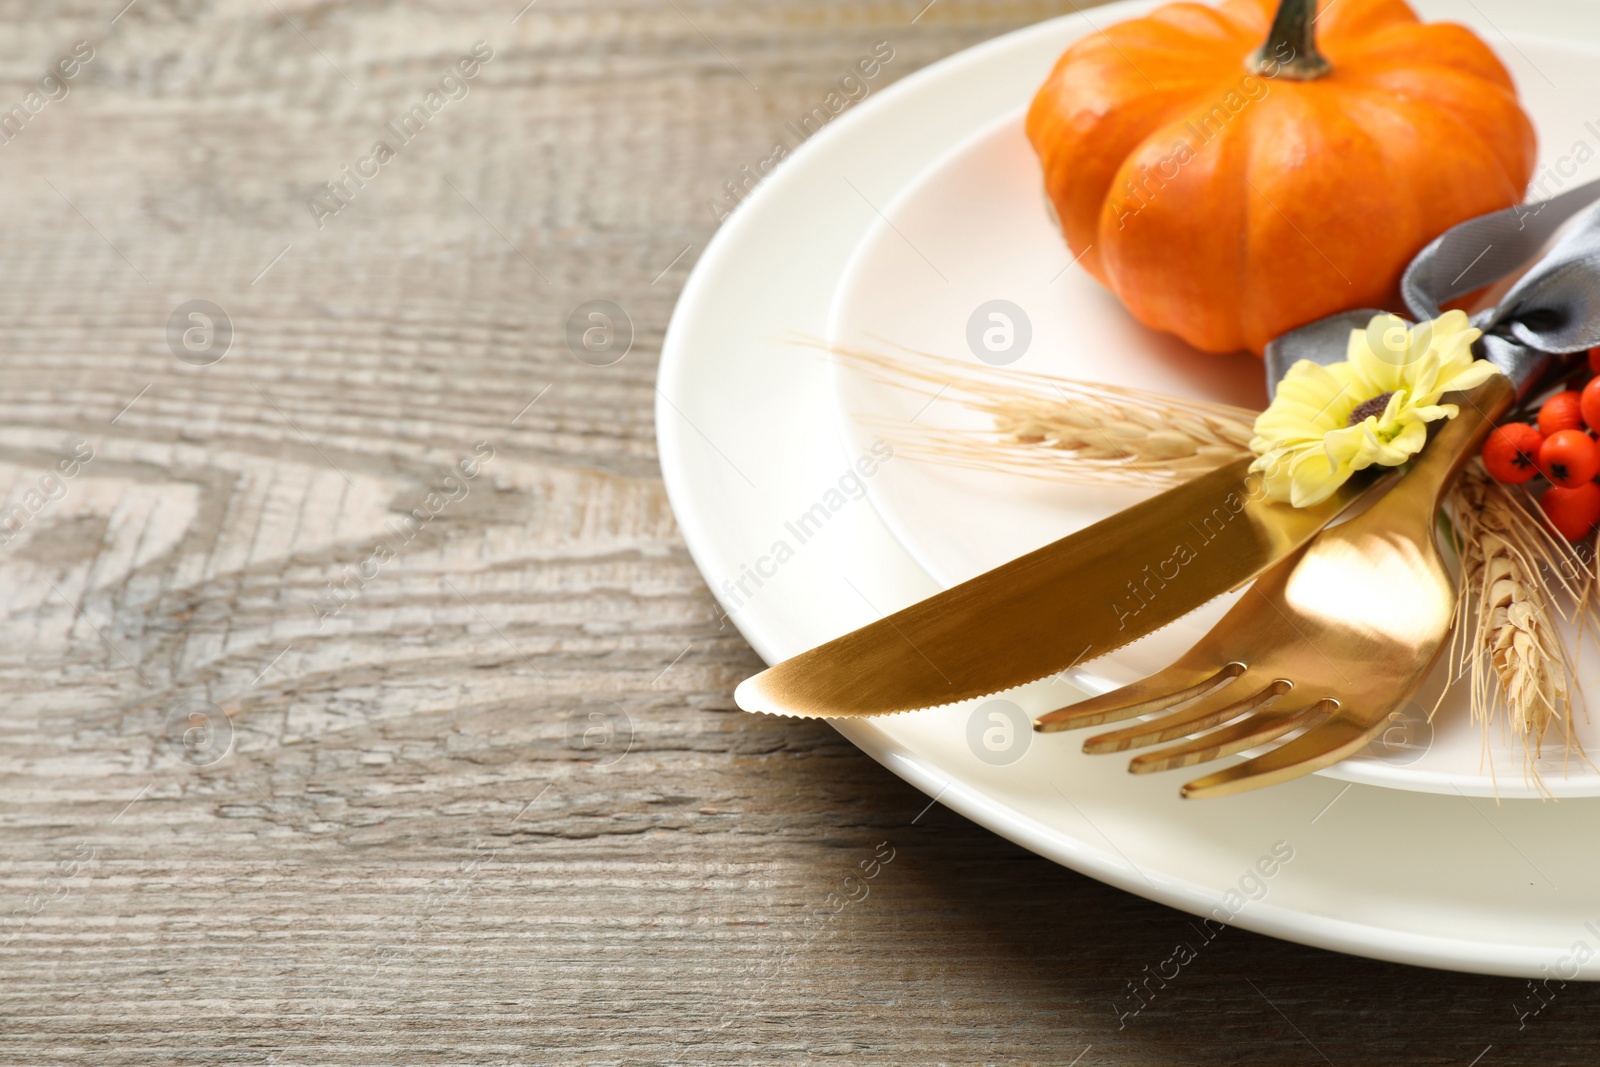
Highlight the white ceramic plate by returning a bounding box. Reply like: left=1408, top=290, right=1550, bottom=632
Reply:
left=825, top=93, right=1600, bottom=798
left=659, top=0, right=1600, bottom=976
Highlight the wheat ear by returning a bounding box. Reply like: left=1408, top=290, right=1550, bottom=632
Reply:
left=1447, top=462, right=1585, bottom=793
left=815, top=340, right=1256, bottom=485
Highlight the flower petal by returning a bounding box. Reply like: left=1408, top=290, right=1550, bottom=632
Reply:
left=1248, top=311, right=1501, bottom=507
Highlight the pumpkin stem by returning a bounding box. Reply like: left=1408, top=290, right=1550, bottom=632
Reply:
left=1250, top=0, right=1331, bottom=80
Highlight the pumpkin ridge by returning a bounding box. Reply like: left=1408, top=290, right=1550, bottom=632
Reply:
left=1235, top=91, right=1376, bottom=352
left=1146, top=0, right=1267, bottom=41
left=1321, top=22, right=1520, bottom=90
left=1087, top=28, right=1253, bottom=72
left=1313, top=0, right=1422, bottom=42
left=1218, top=0, right=1278, bottom=35
left=1062, top=40, right=1239, bottom=87
left=1354, top=65, right=1534, bottom=181
left=1339, top=76, right=1531, bottom=198
left=1349, top=86, right=1512, bottom=189
left=1337, top=85, right=1523, bottom=287
left=1028, top=82, right=1225, bottom=282
left=1100, top=89, right=1261, bottom=351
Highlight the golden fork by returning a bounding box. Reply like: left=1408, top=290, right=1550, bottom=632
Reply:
left=1034, top=374, right=1513, bottom=798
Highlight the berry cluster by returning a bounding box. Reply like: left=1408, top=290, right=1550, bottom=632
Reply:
left=1481, top=349, right=1600, bottom=540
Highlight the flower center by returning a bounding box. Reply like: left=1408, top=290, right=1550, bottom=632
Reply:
left=1347, top=392, right=1394, bottom=426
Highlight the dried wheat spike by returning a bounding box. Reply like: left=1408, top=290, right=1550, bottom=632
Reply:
left=817, top=340, right=1256, bottom=484
left=1448, top=462, right=1585, bottom=792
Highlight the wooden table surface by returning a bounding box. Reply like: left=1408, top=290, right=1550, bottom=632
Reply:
left=2, top=0, right=1597, bottom=1063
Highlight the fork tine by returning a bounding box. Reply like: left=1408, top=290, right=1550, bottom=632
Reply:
left=1179, top=707, right=1392, bottom=799
left=1127, top=699, right=1331, bottom=775
left=1082, top=674, right=1290, bottom=754
left=1033, top=662, right=1243, bottom=734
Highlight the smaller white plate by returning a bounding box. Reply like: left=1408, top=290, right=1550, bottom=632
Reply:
left=827, top=99, right=1600, bottom=797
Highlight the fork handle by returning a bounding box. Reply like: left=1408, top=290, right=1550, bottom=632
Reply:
left=1386, top=374, right=1516, bottom=519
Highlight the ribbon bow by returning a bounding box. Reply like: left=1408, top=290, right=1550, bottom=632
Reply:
left=1265, top=177, right=1600, bottom=396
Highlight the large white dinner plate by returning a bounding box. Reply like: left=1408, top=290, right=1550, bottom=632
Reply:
left=826, top=82, right=1600, bottom=798
left=659, top=0, right=1600, bottom=977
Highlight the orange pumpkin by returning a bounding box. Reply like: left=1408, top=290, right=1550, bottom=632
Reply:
left=1026, top=0, right=1536, bottom=355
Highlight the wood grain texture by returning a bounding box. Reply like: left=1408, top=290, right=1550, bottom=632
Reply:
left=0, top=1, right=1597, bottom=1063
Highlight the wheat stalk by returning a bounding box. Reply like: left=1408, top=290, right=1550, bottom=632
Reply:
left=816, top=340, right=1256, bottom=485
left=1447, top=462, right=1586, bottom=793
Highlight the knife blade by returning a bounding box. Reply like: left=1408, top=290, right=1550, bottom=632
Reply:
left=734, top=456, right=1369, bottom=718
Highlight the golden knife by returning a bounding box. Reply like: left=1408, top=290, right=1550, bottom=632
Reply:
left=734, top=456, right=1371, bottom=718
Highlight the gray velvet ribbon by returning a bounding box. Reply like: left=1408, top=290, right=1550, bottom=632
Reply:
left=1264, top=176, right=1600, bottom=398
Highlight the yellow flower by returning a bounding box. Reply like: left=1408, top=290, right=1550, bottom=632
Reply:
left=1249, top=311, right=1502, bottom=507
